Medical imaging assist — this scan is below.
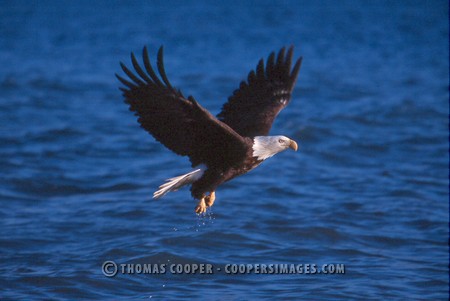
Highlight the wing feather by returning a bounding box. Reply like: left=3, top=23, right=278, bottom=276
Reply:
left=115, top=73, right=135, bottom=89
left=120, top=62, right=145, bottom=86
left=131, top=52, right=153, bottom=84
left=117, top=46, right=248, bottom=168
left=142, top=46, right=164, bottom=86
left=156, top=46, right=174, bottom=90
left=218, top=46, right=302, bottom=137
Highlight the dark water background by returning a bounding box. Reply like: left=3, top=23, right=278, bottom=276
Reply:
left=1, top=0, right=448, bottom=300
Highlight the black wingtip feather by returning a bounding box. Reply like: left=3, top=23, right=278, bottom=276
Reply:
left=285, top=46, right=294, bottom=69
left=256, top=59, right=265, bottom=79
left=289, top=57, right=303, bottom=86
left=143, top=46, right=164, bottom=86
left=157, top=46, right=174, bottom=90
left=248, top=70, right=257, bottom=83
left=131, top=52, right=152, bottom=84
left=276, top=47, right=286, bottom=66
left=120, top=62, right=145, bottom=86
left=115, top=73, right=136, bottom=89
left=267, top=52, right=275, bottom=67
left=266, top=52, right=276, bottom=77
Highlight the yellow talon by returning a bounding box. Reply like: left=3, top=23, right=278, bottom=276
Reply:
left=205, top=191, right=216, bottom=207
left=195, top=197, right=207, bottom=214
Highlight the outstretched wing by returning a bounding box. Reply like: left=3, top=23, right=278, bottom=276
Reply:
left=116, top=46, right=248, bottom=168
left=217, top=47, right=302, bottom=137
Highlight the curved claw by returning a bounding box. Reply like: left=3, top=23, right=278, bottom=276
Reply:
left=204, top=191, right=216, bottom=207
left=195, top=198, right=207, bottom=214
left=195, top=191, right=216, bottom=214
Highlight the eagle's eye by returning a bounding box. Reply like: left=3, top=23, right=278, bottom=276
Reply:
left=278, top=138, right=284, bottom=144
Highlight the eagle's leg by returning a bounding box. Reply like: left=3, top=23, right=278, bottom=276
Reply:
left=195, top=197, right=207, bottom=214
left=194, top=191, right=216, bottom=214
left=205, top=191, right=216, bottom=208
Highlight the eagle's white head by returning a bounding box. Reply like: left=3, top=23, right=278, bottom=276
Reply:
left=252, top=135, right=298, bottom=161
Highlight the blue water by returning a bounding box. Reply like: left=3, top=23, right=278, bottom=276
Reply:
left=1, top=1, right=448, bottom=300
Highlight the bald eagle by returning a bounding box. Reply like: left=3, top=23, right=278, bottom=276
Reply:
left=117, top=46, right=302, bottom=213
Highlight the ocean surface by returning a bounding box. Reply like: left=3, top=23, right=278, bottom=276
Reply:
left=0, top=1, right=448, bottom=300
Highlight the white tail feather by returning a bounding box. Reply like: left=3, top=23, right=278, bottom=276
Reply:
left=153, top=165, right=206, bottom=199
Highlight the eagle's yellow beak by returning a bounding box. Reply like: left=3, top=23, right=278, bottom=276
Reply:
left=289, top=139, right=298, bottom=151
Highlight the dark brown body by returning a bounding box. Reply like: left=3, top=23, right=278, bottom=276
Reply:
left=190, top=137, right=262, bottom=199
